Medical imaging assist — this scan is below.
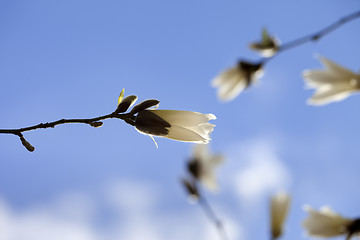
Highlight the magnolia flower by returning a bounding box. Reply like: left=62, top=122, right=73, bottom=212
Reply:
left=270, top=191, right=291, bottom=239
left=212, top=60, right=263, bottom=102
left=134, top=110, right=216, bottom=144
left=303, top=56, right=360, bottom=106
left=302, top=206, right=360, bottom=239
left=249, top=28, right=279, bottom=57
left=187, top=144, right=224, bottom=191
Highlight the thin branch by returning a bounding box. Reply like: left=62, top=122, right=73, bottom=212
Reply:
left=198, top=193, right=229, bottom=240
left=0, top=111, right=135, bottom=151
left=262, top=10, right=360, bottom=63
left=280, top=10, right=360, bottom=52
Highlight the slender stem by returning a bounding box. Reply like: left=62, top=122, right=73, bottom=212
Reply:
left=198, top=194, right=229, bottom=240
left=262, top=10, right=360, bottom=64
left=0, top=112, right=131, bottom=135
left=0, top=112, right=135, bottom=151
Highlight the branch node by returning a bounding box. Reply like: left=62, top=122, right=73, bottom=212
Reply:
left=89, top=121, right=103, bottom=128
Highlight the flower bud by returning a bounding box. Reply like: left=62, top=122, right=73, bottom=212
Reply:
left=271, top=191, right=291, bottom=239
left=130, top=99, right=160, bottom=115
left=20, top=136, right=35, bottom=152
left=115, top=95, right=138, bottom=113
left=249, top=28, right=279, bottom=57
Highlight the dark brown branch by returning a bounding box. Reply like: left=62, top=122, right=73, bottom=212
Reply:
left=0, top=112, right=135, bottom=151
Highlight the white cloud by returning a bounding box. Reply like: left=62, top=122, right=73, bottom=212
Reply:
left=225, top=138, right=291, bottom=205
left=0, top=179, right=242, bottom=240
left=0, top=194, right=99, bottom=240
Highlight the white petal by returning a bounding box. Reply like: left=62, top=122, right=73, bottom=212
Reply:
left=187, top=123, right=215, bottom=140
left=271, top=191, right=291, bottom=238
left=193, top=144, right=208, bottom=159
left=209, top=154, right=224, bottom=167
left=302, top=206, right=352, bottom=237
left=200, top=172, right=218, bottom=191
left=150, top=110, right=216, bottom=127
left=308, top=85, right=356, bottom=106
left=166, top=125, right=208, bottom=143
left=217, top=75, right=247, bottom=101
left=212, top=66, right=241, bottom=87
left=212, top=65, right=248, bottom=101
left=320, top=57, right=357, bottom=79
left=303, top=70, right=340, bottom=88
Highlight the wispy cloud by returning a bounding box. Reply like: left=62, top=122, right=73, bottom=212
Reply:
left=0, top=179, right=241, bottom=240
left=224, top=138, right=292, bottom=205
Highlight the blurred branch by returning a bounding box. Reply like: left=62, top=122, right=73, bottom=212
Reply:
left=279, top=10, right=360, bottom=52
left=263, top=10, right=360, bottom=63
left=0, top=112, right=135, bottom=152
left=198, top=193, right=229, bottom=240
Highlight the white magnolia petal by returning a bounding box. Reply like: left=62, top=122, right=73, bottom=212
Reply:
left=308, top=85, right=355, bottom=106
left=218, top=75, right=247, bottom=101
left=320, top=57, right=357, bottom=79
left=187, top=123, right=215, bottom=140
left=303, top=70, right=339, bottom=87
left=193, top=143, right=208, bottom=159
left=200, top=172, right=218, bottom=191
left=302, top=206, right=352, bottom=237
left=166, top=125, right=208, bottom=143
left=271, top=191, right=291, bottom=239
left=190, top=144, right=224, bottom=192
left=212, top=65, right=248, bottom=101
left=304, top=56, right=360, bottom=105
left=150, top=110, right=216, bottom=127
left=209, top=154, right=224, bottom=167
left=212, top=66, right=241, bottom=87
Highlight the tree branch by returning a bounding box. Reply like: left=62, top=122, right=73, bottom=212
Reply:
left=280, top=10, right=360, bottom=52
left=198, top=193, right=229, bottom=240
left=262, top=10, right=360, bottom=64
left=0, top=112, right=135, bottom=151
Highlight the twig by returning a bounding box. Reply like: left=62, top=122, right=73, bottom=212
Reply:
left=280, top=10, right=360, bottom=52
left=263, top=10, right=360, bottom=63
left=198, top=193, right=229, bottom=240
left=0, top=112, right=135, bottom=151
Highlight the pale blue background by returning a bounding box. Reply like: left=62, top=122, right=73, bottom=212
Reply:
left=0, top=1, right=359, bottom=239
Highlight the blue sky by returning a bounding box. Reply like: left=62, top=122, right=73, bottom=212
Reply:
left=0, top=1, right=360, bottom=239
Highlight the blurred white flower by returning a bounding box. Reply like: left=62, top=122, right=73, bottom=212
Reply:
left=270, top=191, right=291, bottom=239
left=302, top=206, right=354, bottom=238
left=249, top=28, right=279, bottom=57
left=187, top=144, right=224, bottom=191
left=135, top=110, right=216, bottom=144
left=212, top=61, right=263, bottom=102
left=303, top=56, right=360, bottom=106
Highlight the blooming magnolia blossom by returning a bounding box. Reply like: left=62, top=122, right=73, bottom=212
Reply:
left=187, top=144, right=224, bottom=191
left=302, top=206, right=357, bottom=239
left=134, top=110, right=216, bottom=144
left=212, top=61, right=263, bottom=102
left=270, top=191, right=291, bottom=239
left=303, top=56, right=360, bottom=106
